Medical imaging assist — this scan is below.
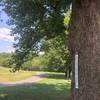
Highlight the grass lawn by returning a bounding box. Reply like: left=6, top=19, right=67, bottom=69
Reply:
left=0, top=67, right=36, bottom=82
left=0, top=71, right=71, bottom=100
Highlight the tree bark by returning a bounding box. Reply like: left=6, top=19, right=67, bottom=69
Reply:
left=69, top=0, right=100, bottom=100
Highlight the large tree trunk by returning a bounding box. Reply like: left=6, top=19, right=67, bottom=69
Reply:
left=69, top=0, right=100, bottom=100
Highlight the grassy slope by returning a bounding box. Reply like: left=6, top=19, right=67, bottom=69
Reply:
left=0, top=72, right=71, bottom=100
left=0, top=67, right=36, bottom=82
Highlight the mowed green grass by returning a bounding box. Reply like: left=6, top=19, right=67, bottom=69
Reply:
left=0, top=67, right=36, bottom=82
left=0, top=71, right=71, bottom=100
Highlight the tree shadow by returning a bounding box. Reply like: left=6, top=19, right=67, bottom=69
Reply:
left=0, top=84, right=13, bottom=88
left=0, top=82, right=71, bottom=100
left=44, top=73, right=67, bottom=80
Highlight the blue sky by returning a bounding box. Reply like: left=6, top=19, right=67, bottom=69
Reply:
left=0, top=11, right=15, bottom=53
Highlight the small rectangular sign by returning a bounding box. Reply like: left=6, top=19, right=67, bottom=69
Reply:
left=75, top=53, right=78, bottom=89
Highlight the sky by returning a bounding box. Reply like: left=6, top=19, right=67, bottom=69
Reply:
left=0, top=11, right=15, bottom=53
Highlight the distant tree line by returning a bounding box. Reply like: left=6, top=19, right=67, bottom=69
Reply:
left=0, top=50, right=71, bottom=78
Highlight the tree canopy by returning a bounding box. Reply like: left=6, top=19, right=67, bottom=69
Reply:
left=1, top=0, right=72, bottom=70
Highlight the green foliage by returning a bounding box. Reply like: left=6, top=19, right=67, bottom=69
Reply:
left=41, top=36, right=71, bottom=73
left=40, top=13, right=72, bottom=77
left=0, top=53, right=46, bottom=71
left=0, top=50, right=71, bottom=77
left=20, top=13, right=72, bottom=74
left=2, top=0, right=72, bottom=69
left=0, top=53, right=12, bottom=68
left=22, top=55, right=48, bottom=71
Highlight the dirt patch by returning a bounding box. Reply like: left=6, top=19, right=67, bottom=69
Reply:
left=0, top=74, right=45, bottom=87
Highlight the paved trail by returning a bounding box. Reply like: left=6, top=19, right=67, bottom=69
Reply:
left=0, top=73, right=45, bottom=88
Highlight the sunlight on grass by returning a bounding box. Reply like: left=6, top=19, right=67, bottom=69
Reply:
left=0, top=66, right=36, bottom=82
left=0, top=93, right=7, bottom=98
left=0, top=71, right=71, bottom=100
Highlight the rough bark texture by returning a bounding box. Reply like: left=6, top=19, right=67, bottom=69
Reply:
left=69, top=0, right=100, bottom=100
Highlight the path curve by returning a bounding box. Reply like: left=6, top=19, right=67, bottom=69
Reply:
left=0, top=73, right=45, bottom=88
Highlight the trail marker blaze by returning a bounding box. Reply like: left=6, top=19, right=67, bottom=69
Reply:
left=75, top=53, right=78, bottom=89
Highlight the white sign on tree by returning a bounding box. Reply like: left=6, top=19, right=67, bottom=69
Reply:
left=75, top=53, right=79, bottom=89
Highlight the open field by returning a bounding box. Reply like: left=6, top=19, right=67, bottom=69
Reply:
left=0, top=67, right=36, bottom=82
left=0, top=67, right=71, bottom=100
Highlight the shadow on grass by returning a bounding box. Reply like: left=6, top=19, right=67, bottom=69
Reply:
left=44, top=73, right=67, bottom=80
left=0, top=82, right=71, bottom=100
left=0, top=84, right=13, bottom=88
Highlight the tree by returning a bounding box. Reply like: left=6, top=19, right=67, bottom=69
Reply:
left=41, top=35, right=71, bottom=77
left=40, top=13, right=72, bottom=77
left=69, top=0, right=100, bottom=100
left=2, top=0, right=71, bottom=70
left=2, top=0, right=100, bottom=100
left=0, top=53, right=12, bottom=68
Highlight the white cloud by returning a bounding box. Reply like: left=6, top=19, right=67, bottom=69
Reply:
left=0, top=28, right=14, bottom=42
